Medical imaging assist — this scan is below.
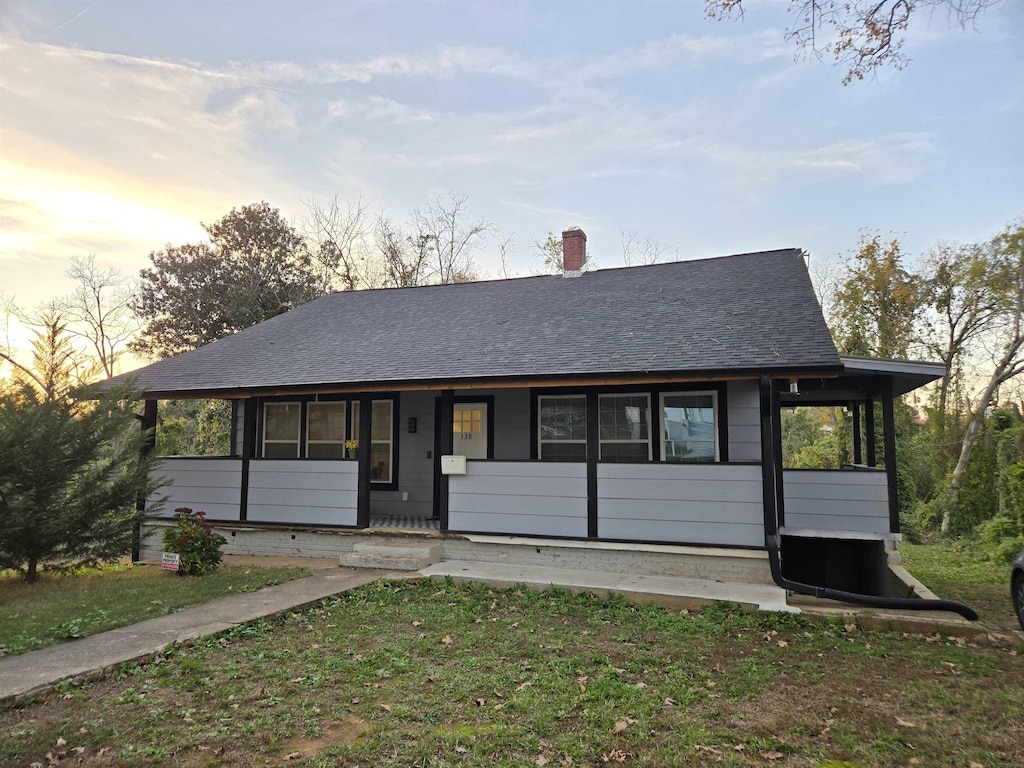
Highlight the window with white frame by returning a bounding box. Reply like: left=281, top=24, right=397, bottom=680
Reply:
left=263, top=402, right=301, bottom=459
left=599, top=393, right=652, bottom=462
left=538, top=395, right=587, bottom=461
left=352, top=400, right=395, bottom=483
left=306, top=401, right=347, bottom=459
left=661, top=391, right=718, bottom=462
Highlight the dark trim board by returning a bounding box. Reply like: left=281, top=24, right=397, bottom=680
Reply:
left=443, top=528, right=767, bottom=552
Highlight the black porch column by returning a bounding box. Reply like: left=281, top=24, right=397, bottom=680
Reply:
left=881, top=384, right=901, bottom=534
left=758, top=375, right=780, bottom=544
left=240, top=397, right=257, bottom=522
left=865, top=399, right=876, bottom=467
left=357, top=394, right=373, bottom=527
left=586, top=388, right=599, bottom=539
left=134, top=399, right=158, bottom=562
left=852, top=401, right=862, bottom=465
left=438, top=390, right=454, bottom=531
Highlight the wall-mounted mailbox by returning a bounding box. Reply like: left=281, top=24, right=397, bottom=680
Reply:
left=440, top=455, right=467, bottom=475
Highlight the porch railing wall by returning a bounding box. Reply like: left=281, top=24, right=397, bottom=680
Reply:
left=449, top=461, right=588, bottom=537
left=597, top=463, right=764, bottom=547
left=149, top=458, right=243, bottom=520
left=247, top=460, right=358, bottom=526
left=782, top=469, right=889, bottom=535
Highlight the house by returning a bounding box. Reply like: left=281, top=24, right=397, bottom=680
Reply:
left=110, top=230, right=974, bottom=617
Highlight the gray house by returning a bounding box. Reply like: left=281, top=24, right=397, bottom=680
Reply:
left=112, top=231, right=971, bottom=615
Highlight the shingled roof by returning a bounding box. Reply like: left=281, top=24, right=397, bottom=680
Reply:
left=108, top=248, right=841, bottom=397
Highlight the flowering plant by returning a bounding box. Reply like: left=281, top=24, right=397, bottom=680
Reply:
left=344, top=439, right=359, bottom=451
left=162, top=507, right=226, bottom=576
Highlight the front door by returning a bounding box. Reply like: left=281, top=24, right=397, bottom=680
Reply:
left=453, top=403, right=488, bottom=459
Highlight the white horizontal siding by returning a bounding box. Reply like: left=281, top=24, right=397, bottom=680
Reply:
left=449, top=461, right=588, bottom=537
left=783, top=469, right=889, bottom=535
left=598, top=463, right=764, bottom=547
left=247, top=460, right=358, bottom=526
left=149, top=458, right=242, bottom=520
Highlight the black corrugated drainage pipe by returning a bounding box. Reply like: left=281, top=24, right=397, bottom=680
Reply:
left=766, top=536, right=979, bottom=622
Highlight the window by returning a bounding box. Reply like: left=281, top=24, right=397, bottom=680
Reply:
left=352, top=400, right=395, bottom=483
left=306, top=401, right=346, bottom=459
left=599, top=393, right=651, bottom=462
left=661, top=392, right=717, bottom=462
left=263, top=402, right=301, bottom=459
left=538, top=395, right=587, bottom=462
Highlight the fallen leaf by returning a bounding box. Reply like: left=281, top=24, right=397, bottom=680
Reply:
left=634, top=682, right=648, bottom=689
left=381, top=704, right=391, bottom=712
left=664, top=698, right=678, bottom=706
left=474, top=698, right=486, bottom=706
left=733, top=744, right=745, bottom=752
left=896, top=717, right=917, bottom=728
left=777, top=640, right=789, bottom=648
left=576, top=675, right=589, bottom=691
left=612, top=717, right=637, bottom=734
left=284, top=752, right=302, bottom=760
left=412, top=621, right=421, bottom=627
left=455, top=746, right=468, bottom=754
left=442, top=635, right=454, bottom=646
left=694, top=745, right=721, bottom=755
left=515, top=681, right=533, bottom=692
left=535, top=755, right=549, bottom=766
left=762, top=750, right=784, bottom=760
left=55, top=738, right=66, bottom=747
left=969, top=762, right=984, bottom=768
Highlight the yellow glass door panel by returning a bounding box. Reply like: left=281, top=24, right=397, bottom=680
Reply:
left=453, top=403, right=488, bottom=459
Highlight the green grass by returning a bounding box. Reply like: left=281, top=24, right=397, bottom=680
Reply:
left=900, top=542, right=1018, bottom=632
left=0, top=564, right=308, bottom=657
left=2, top=578, right=1022, bottom=767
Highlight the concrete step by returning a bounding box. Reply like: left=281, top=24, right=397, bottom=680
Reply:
left=420, top=560, right=795, bottom=613
left=339, top=539, right=441, bottom=571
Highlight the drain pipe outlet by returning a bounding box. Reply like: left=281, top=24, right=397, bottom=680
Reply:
left=766, top=536, right=978, bottom=622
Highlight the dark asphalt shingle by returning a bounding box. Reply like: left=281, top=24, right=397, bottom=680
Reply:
left=109, top=249, right=841, bottom=395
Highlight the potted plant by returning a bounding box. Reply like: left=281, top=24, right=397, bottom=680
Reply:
left=345, top=439, right=359, bottom=458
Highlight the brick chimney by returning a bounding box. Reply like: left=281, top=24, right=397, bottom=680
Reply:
left=562, top=228, right=586, bottom=276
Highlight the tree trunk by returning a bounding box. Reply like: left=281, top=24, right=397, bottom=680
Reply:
left=26, top=557, right=38, bottom=584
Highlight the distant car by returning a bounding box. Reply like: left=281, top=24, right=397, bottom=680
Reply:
left=1013, top=547, right=1024, bottom=631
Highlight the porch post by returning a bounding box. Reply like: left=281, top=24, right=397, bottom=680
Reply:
left=586, top=387, right=599, bottom=539
left=240, top=397, right=257, bottom=522
left=357, top=394, right=372, bottom=527
left=758, top=375, right=779, bottom=544
left=852, top=401, right=862, bottom=465
left=438, top=389, right=454, bottom=531
left=134, top=399, right=158, bottom=563
left=865, top=399, right=876, bottom=467
left=881, top=383, right=901, bottom=534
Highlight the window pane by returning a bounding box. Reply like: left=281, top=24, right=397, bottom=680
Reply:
left=351, top=402, right=360, bottom=439
left=663, top=393, right=717, bottom=462
left=599, top=394, right=650, bottom=441
left=264, top=442, right=299, bottom=459
left=370, top=443, right=391, bottom=482
left=265, top=403, right=300, bottom=441
left=540, top=442, right=587, bottom=462
left=539, top=397, right=586, bottom=441
left=308, top=442, right=345, bottom=460
left=601, top=442, right=650, bottom=463
left=307, top=402, right=346, bottom=442
left=371, top=401, right=393, bottom=441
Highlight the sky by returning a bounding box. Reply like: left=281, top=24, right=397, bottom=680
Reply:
left=1, top=0, right=1022, bottom=361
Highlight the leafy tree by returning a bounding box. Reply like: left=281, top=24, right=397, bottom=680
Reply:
left=945, top=221, right=1024, bottom=531
left=0, top=320, right=160, bottom=582
left=830, top=232, right=923, bottom=358
left=706, top=1, right=999, bottom=84
left=132, top=202, right=323, bottom=359
left=156, top=399, right=232, bottom=457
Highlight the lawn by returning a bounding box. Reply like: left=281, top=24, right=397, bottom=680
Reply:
left=2, top=576, right=1021, bottom=767
left=900, top=542, right=1019, bottom=633
left=0, top=564, right=309, bottom=658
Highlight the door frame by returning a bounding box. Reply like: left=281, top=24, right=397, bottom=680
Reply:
left=433, top=395, right=495, bottom=519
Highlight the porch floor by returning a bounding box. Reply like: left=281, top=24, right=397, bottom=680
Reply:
left=369, top=514, right=440, bottom=531
left=420, top=560, right=794, bottom=613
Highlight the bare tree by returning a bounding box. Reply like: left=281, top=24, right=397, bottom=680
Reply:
left=706, top=1, right=999, bottom=84
left=375, top=213, right=431, bottom=288
left=302, top=195, right=377, bottom=291
left=410, top=193, right=494, bottom=285
left=53, top=255, right=137, bottom=378
left=621, top=229, right=672, bottom=267
left=496, top=230, right=516, bottom=280
left=535, top=232, right=565, bottom=274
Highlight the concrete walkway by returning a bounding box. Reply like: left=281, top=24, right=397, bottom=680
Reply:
left=0, top=566, right=407, bottom=705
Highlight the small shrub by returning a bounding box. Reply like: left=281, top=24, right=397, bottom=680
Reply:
left=162, top=507, right=226, bottom=576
